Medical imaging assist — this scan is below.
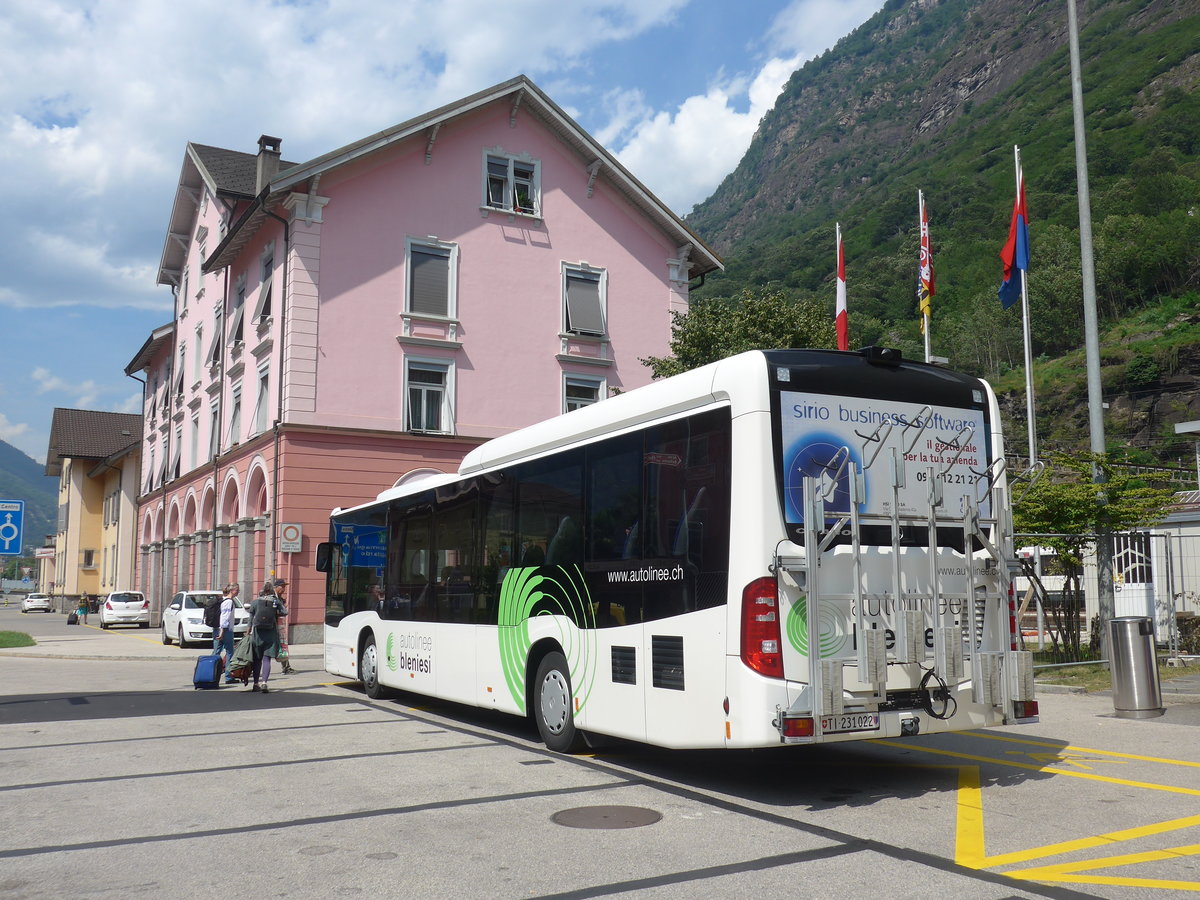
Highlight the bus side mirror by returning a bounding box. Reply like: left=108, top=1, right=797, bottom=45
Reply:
left=315, top=542, right=334, bottom=573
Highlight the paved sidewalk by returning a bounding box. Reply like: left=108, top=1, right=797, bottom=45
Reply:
left=0, top=620, right=323, bottom=663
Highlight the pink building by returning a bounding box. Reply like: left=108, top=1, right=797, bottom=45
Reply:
left=129, top=75, right=721, bottom=641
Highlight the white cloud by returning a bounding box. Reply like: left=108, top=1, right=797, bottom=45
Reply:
left=0, top=413, right=30, bottom=444
left=604, top=0, right=884, bottom=214
left=32, top=367, right=100, bottom=408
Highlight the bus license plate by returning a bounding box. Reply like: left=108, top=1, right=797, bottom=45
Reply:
left=821, top=713, right=880, bottom=734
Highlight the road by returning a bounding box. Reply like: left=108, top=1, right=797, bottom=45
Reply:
left=2, top=604, right=1199, bottom=899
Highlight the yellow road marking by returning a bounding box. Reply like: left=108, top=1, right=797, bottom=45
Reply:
left=966, top=731, right=1200, bottom=770
left=1004, top=842, right=1200, bottom=892
left=873, top=739, right=1200, bottom=797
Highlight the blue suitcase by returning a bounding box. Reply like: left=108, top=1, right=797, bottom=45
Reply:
left=193, top=654, right=224, bottom=689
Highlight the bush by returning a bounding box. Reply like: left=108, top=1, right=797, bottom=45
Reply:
left=1179, top=617, right=1200, bottom=655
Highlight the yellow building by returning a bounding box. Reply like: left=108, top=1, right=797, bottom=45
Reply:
left=45, top=409, right=142, bottom=610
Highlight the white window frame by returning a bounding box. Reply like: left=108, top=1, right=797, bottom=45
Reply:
left=253, top=364, right=270, bottom=434
left=403, top=356, right=454, bottom=435
left=228, top=382, right=242, bottom=448
left=404, top=238, right=457, bottom=319
left=254, top=243, right=274, bottom=323
left=208, top=404, right=220, bottom=460
left=170, top=425, right=182, bottom=480
left=190, top=414, right=199, bottom=472
left=563, top=374, right=606, bottom=413
left=193, top=326, right=203, bottom=383
left=482, top=149, right=540, bottom=216
left=562, top=263, right=607, bottom=337
left=228, top=275, right=247, bottom=346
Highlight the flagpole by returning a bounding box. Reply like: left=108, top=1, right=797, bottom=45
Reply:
left=920, top=190, right=931, bottom=362
left=1016, top=146, right=1037, bottom=465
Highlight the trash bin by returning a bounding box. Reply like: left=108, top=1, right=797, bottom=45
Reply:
left=1109, top=616, right=1164, bottom=719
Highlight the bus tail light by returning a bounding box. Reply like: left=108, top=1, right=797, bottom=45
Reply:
left=741, top=576, right=783, bottom=678
left=1013, top=700, right=1039, bottom=720
left=779, top=716, right=814, bottom=739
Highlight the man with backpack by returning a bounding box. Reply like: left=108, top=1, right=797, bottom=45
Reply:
left=208, top=584, right=240, bottom=684
left=248, top=578, right=288, bottom=693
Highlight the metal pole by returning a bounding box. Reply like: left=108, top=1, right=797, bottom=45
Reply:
left=1067, top=0, right=1114, bottom=659
left=1015, top=146, right=1037, bottom=465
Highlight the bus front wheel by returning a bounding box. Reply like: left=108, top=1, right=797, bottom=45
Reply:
left=534, top=652, right=585, bottom=753
left=361, top=635, right=388, bottom=700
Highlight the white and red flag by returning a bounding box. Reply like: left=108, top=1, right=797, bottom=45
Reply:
left=918, top=191, right=934, bottom=333
left=835, top=223, right=848, bottom=350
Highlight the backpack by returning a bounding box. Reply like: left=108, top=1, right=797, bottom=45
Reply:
left=253, top=597, right=278, bottom=629
left=204, top=599, right=222, bottom=630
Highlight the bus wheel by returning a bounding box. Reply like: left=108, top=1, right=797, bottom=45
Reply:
left=361, top=635, right=387, bottom=700
left=534, top=652, right=584, bottom=753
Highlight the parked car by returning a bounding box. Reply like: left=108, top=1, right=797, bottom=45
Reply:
left=99, top=591, right=150, bottom=629
left=21, top=593, right=53, bottom=613
left=161, top=591, right=250, bottom=648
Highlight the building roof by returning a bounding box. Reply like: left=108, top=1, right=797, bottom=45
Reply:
left=156, top=144, right=299, bottom=288
left=124, top=322, right=175, bottom=375
left=202, top=75, right=722, bottom=279
left=45, top=409, right=143, bottom=477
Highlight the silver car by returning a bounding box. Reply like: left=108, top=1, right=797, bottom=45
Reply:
left=99, top=591, right=150, bottom=629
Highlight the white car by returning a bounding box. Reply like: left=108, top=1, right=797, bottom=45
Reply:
left=21, top=593, right=53, bottom=613
left=99, top=591, right=150, bottom=629
left=161, top=591, right=250, bottom=648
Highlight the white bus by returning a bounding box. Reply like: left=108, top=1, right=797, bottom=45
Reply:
left=318, top=348, right=1038, bottom=751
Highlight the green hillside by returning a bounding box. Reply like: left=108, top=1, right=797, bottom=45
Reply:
left=685, top=0, right=1200, bottom=465
left=0, top=439, right=57, bottom=552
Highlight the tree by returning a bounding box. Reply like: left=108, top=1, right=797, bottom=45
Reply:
left=641, top=287, right=837, bottom=378
left=1013, top=451, right=1175, bottom=661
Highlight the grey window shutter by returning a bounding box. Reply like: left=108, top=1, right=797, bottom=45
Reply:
left=410, top=246, right=450, bottom=316
left=565, top=270, right=604, bottom=335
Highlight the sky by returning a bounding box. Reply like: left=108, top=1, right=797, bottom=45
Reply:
left=0, top=0, right=884, bottom=465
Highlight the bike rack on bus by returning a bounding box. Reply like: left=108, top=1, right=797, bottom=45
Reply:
left=775, top=413, right=1035, bottom=738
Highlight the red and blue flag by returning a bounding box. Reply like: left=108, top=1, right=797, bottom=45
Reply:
left=998, top=176, right=1029, bottom=310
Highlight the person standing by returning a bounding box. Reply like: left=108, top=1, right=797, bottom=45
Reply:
left=248, top=578, right=288, bottom=693
left=77, top=594, right=89, bottom=625
left=214, top=583, right=240, bottom=684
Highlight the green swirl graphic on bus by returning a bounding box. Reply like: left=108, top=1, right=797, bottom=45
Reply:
left=786, top=595, right=849, bottom=658
left=386, top=633, right=399, bottom=671
left=497, top=565, right=598, bottom=714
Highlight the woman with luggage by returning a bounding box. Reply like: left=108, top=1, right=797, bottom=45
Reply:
left=247, top=578, right=288, bottom=693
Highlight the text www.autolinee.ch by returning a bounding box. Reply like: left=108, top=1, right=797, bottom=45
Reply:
left=607, top=565, right=686, bottom=583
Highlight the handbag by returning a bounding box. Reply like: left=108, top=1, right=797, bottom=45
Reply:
left=277, top=640, right=290, bottom=662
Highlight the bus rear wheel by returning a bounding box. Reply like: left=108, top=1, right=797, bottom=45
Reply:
left=361, top=635, right=388, bottom=700
left=534, top=652, right=585, bottom=753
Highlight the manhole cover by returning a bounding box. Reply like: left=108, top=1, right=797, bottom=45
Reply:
left=551, top=805, right=662, bottom=829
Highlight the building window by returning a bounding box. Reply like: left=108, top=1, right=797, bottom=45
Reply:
left=190, top=414, right=199, bottom=471
left=228, top=277, right=246, bottom=345
left=146, top=447, right=156, bottom=492
left=405, top=240, right=456, bottom=318
left=206, top=314, right=224, bottom=368
left=563, top=265, right=606, bottom=336
left=82, top=549, right=96, bottom=569
left=405, top=358, right=452, bottom=434
left=180, top=267, right=189, bottom=310
left=174, top=347, right=186, bottom=397
left=193, top=326, right=203, bottom=382
left=253, top=365, right=270, bottom=434
left=208, top=404, right=220, bottom=460
left=170, top=425, right=182, bottom=480
left=229, top=382, right=242, bottom=447
left=564, top=375, right=604, bottom=413
left=484, top=151, right=539, bottom=215
left=254, top=244, right=274, bottom=322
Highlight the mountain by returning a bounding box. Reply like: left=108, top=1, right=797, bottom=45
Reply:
left=0, top=439, right=58, bottom=553
left=685, top=0, right=1200, bottom=463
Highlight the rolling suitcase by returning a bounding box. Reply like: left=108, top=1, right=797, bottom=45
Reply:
left=66, top=611, right=79, bottom=625
left=193, top=654, right=224, bottom=689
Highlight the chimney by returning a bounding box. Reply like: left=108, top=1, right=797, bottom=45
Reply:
left=256, top=135, right=282, bottom=193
